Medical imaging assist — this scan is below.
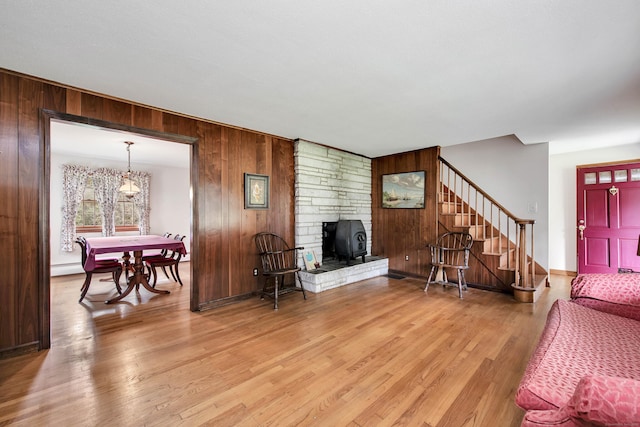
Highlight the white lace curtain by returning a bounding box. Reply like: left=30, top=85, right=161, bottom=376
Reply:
left=60, top=164, right=90, bottom=251
left=60, top=165, right=152, bottom=251
left=92, top=168, right=124, bottom=237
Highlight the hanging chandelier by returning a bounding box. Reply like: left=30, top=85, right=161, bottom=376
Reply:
left=119, top=141, right=140, bottom=198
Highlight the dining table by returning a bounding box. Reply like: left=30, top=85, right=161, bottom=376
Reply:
left=84, top=235, right=187, bottom=304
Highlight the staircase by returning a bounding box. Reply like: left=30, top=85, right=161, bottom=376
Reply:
left=438, top=157, right=548, bottom=300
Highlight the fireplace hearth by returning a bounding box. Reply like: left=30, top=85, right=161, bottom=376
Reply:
left=298, top=256, right=388, bottom=293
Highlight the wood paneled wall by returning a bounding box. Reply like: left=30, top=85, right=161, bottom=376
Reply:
left=0, top=69, right=295, bottom=356
left=372, top=147, right=440, bottom=276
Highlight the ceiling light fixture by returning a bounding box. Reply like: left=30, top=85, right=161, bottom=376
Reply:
left=119, top=141, right=140, bottom=198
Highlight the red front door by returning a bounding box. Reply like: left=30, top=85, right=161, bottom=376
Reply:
left=577, top=162, right=640, bottom=274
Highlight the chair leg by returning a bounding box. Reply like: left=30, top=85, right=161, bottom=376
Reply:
left=456, top=269, right=464, bottom=299
left=296, top=272, right=306, bottom=300
left=149, top=265, right=158, bottom=288
left=79, top=272, right=93, bottom=303
left=260, top=278, right=266, bottom=299
left=425, top=266, right=438, bottom=293
left=113, top=270, right=123, bottom=294
left=173, top=262, right=183, bottom=286
left=273, top=276, right=280, bottom=310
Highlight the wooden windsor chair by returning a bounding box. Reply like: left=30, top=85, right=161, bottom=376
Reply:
left=254, top=232, right=307, bottom=310
left=425, top=231, right=473, bottom=299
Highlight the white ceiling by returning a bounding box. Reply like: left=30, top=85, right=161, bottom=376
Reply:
left=51, top=120, right=190, bottom=167
left=2, top=1, right=640, bottom=157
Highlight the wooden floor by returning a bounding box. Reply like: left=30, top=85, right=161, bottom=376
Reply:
left=0, top=267, right=571, bottom=426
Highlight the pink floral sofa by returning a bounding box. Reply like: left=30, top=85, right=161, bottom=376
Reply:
left=571, top=273, right=640, bottom=321
left=515, top=273, right=640, bottom=426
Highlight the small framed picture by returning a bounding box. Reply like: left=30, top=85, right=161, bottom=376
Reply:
left=303, top=251, right=319, bottom=271
left=244, top=173, right=269, bottom=209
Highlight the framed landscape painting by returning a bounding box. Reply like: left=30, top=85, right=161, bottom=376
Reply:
left=382, top=171, right=425, bottom=209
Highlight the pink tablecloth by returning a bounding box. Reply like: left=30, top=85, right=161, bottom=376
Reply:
left=84, top=235, right=187, bottom=271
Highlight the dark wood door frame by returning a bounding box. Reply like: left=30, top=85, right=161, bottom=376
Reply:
left=39, top=109, right=199, bottom=349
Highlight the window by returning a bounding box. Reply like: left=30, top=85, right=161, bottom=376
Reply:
left=614, top=170, right=628, bottom=182
left=598, top=171, right=612, bottom=184
left=75, top=175, right=139, bottom=232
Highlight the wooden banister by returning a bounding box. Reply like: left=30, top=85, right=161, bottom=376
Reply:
left=439, top=157, right=537, bottom=290
left=440, top=157, right=522, bottom=221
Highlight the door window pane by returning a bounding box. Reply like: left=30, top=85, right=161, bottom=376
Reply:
left=614, top=170, right=628, bottom=182
left=599, top=171, right=611, bottom=184
left=584, top=172, right=597, bottom=185
left=631, top=168, right=640, bottom=181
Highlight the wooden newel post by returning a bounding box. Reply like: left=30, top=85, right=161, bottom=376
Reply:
left=512, top=220, right=538, bottom=303
left=518, top=222, right=527, bottom=288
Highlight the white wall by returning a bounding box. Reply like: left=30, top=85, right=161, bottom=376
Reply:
left=441, top=135, right=549, bottom=270
left=549, top=143, right=640, bottom=272
left=50, top=152, right=191, bottom=276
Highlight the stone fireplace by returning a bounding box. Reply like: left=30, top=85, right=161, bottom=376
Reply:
left=294, top=140, right=388, bottom=292
left=294, top=140, right=372, bottom=261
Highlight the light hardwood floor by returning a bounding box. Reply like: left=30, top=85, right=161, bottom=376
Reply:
left=0, top=267, right=571, bottom=426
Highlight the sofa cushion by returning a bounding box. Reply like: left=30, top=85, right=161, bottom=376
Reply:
left=571, top=273, right=640, bottom=321
left=520, top=374, right=640, bottom=426
left=515, top=299, right=640, bottom=411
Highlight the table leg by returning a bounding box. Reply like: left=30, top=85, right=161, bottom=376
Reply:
left=105, top=249, right=170, bottom=304
left=122, top=251, right=132, bottom=283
